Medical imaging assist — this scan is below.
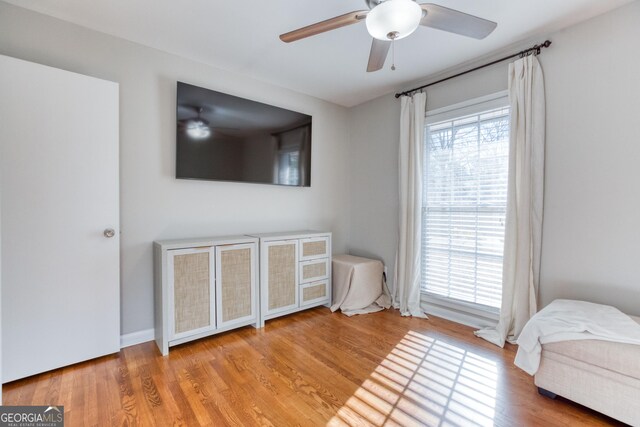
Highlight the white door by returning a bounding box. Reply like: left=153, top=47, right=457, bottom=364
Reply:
left=0, top=55, right=120, bottom=382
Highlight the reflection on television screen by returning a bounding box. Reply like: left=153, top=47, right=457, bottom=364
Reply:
left=176, top=82, right=312, bottom=187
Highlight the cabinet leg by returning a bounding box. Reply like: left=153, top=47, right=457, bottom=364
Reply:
left=537, top=387, right=557, bottom=399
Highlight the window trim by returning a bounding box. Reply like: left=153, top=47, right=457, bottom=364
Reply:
left=426, top=91, right=509, bottom=124
left=421, top=293, right=499, bottom=329
left=421, top=91, right=510, bottom=323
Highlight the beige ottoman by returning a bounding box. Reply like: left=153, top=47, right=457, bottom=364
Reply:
left=331, top=255, right=391, bottom=316
left=535, top=315, right=640, bottom=426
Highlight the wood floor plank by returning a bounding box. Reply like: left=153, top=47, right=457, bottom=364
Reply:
left=3, top=308, right=625, bottom=426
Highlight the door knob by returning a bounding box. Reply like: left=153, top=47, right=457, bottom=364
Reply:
left=104, top=228, right=116, bottom=238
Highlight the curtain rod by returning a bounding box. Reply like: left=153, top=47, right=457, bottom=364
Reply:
left=395, top=40, right=552, bottom=98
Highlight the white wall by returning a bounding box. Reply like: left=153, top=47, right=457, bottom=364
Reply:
left=0, top=121, right=2, bottom=401
left=347, top=94, right=400, bottom=284
left=0, top=2, right=351, bottom=335
left=348, top=1, right=640, bottom=315
left=539, top=1, right=640, bottom=315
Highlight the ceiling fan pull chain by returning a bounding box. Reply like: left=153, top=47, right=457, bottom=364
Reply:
left=391, top=38, right=396, bottom=71
left=387, top=30, right=399, bottom=71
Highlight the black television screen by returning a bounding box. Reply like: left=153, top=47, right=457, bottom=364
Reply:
left=176, top=82, right=312, bottom=187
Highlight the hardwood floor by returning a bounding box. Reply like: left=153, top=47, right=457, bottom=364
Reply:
left=4, top=308, right=623, bottom=426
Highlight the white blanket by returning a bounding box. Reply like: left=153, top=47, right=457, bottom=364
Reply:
left=515, top=299, right=640, bottom=375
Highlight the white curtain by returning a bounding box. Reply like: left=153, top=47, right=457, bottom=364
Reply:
left=393, top=92, right=427, bottom=317
left=476, top=55, right=546, bottom=346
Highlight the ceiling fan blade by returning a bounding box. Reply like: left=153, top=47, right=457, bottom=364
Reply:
left=367, top=38, right=391, bottom=72
left=419, top=4, right=497, bottom=40
left=280, top=10, right=368, bottom=43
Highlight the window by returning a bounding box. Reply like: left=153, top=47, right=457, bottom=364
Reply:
left=421, top=96, right=510, bottom=310
left=278, top=150, right=301, bottom=186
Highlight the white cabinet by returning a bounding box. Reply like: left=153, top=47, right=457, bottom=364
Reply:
left=252, top=231, right=331, bottom=327
left=154, top=236, right=258, bottom=355
left=154, top=231, right=331, bottom=350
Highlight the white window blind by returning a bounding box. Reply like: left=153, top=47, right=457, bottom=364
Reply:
left=422, top=104, right=510, bottom=309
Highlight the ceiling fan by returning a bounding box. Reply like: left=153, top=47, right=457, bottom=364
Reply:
left=280, top=0, right=497, bottom=72
left=178, top=106, right=211, bottom=140
left=178, top=106, right=242, bottom=140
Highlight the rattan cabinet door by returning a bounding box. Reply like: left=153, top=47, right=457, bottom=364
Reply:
left=263, top=240, right=299, bottom=316
left=168, top=247, right=215, bottom=340
left=215, top=243, right=257, bottom=329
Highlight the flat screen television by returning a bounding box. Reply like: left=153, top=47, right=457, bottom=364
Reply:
left=176, top=82, right=312, bottom=187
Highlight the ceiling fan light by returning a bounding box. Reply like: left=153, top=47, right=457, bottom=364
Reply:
left=186, top=119, right=211, bottom=140
left=366, top=0, right=423, bottom=41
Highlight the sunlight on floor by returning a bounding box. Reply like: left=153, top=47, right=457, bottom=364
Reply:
left=328, top=331, right=498, bottom=427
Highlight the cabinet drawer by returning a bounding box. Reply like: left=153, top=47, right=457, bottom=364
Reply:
left=299, top=236, right=329, bottom=260
left=299, top=258, right=329, bottom=284
left=299, top=280, right=329, bottom=308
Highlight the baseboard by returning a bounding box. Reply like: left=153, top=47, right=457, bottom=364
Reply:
left=120, top=328, right=155, bottom=349
left=119, top=304, right=493, bottom=347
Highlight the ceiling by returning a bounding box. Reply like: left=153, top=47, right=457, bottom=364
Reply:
left=4, top=0, right=633, bottom=107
